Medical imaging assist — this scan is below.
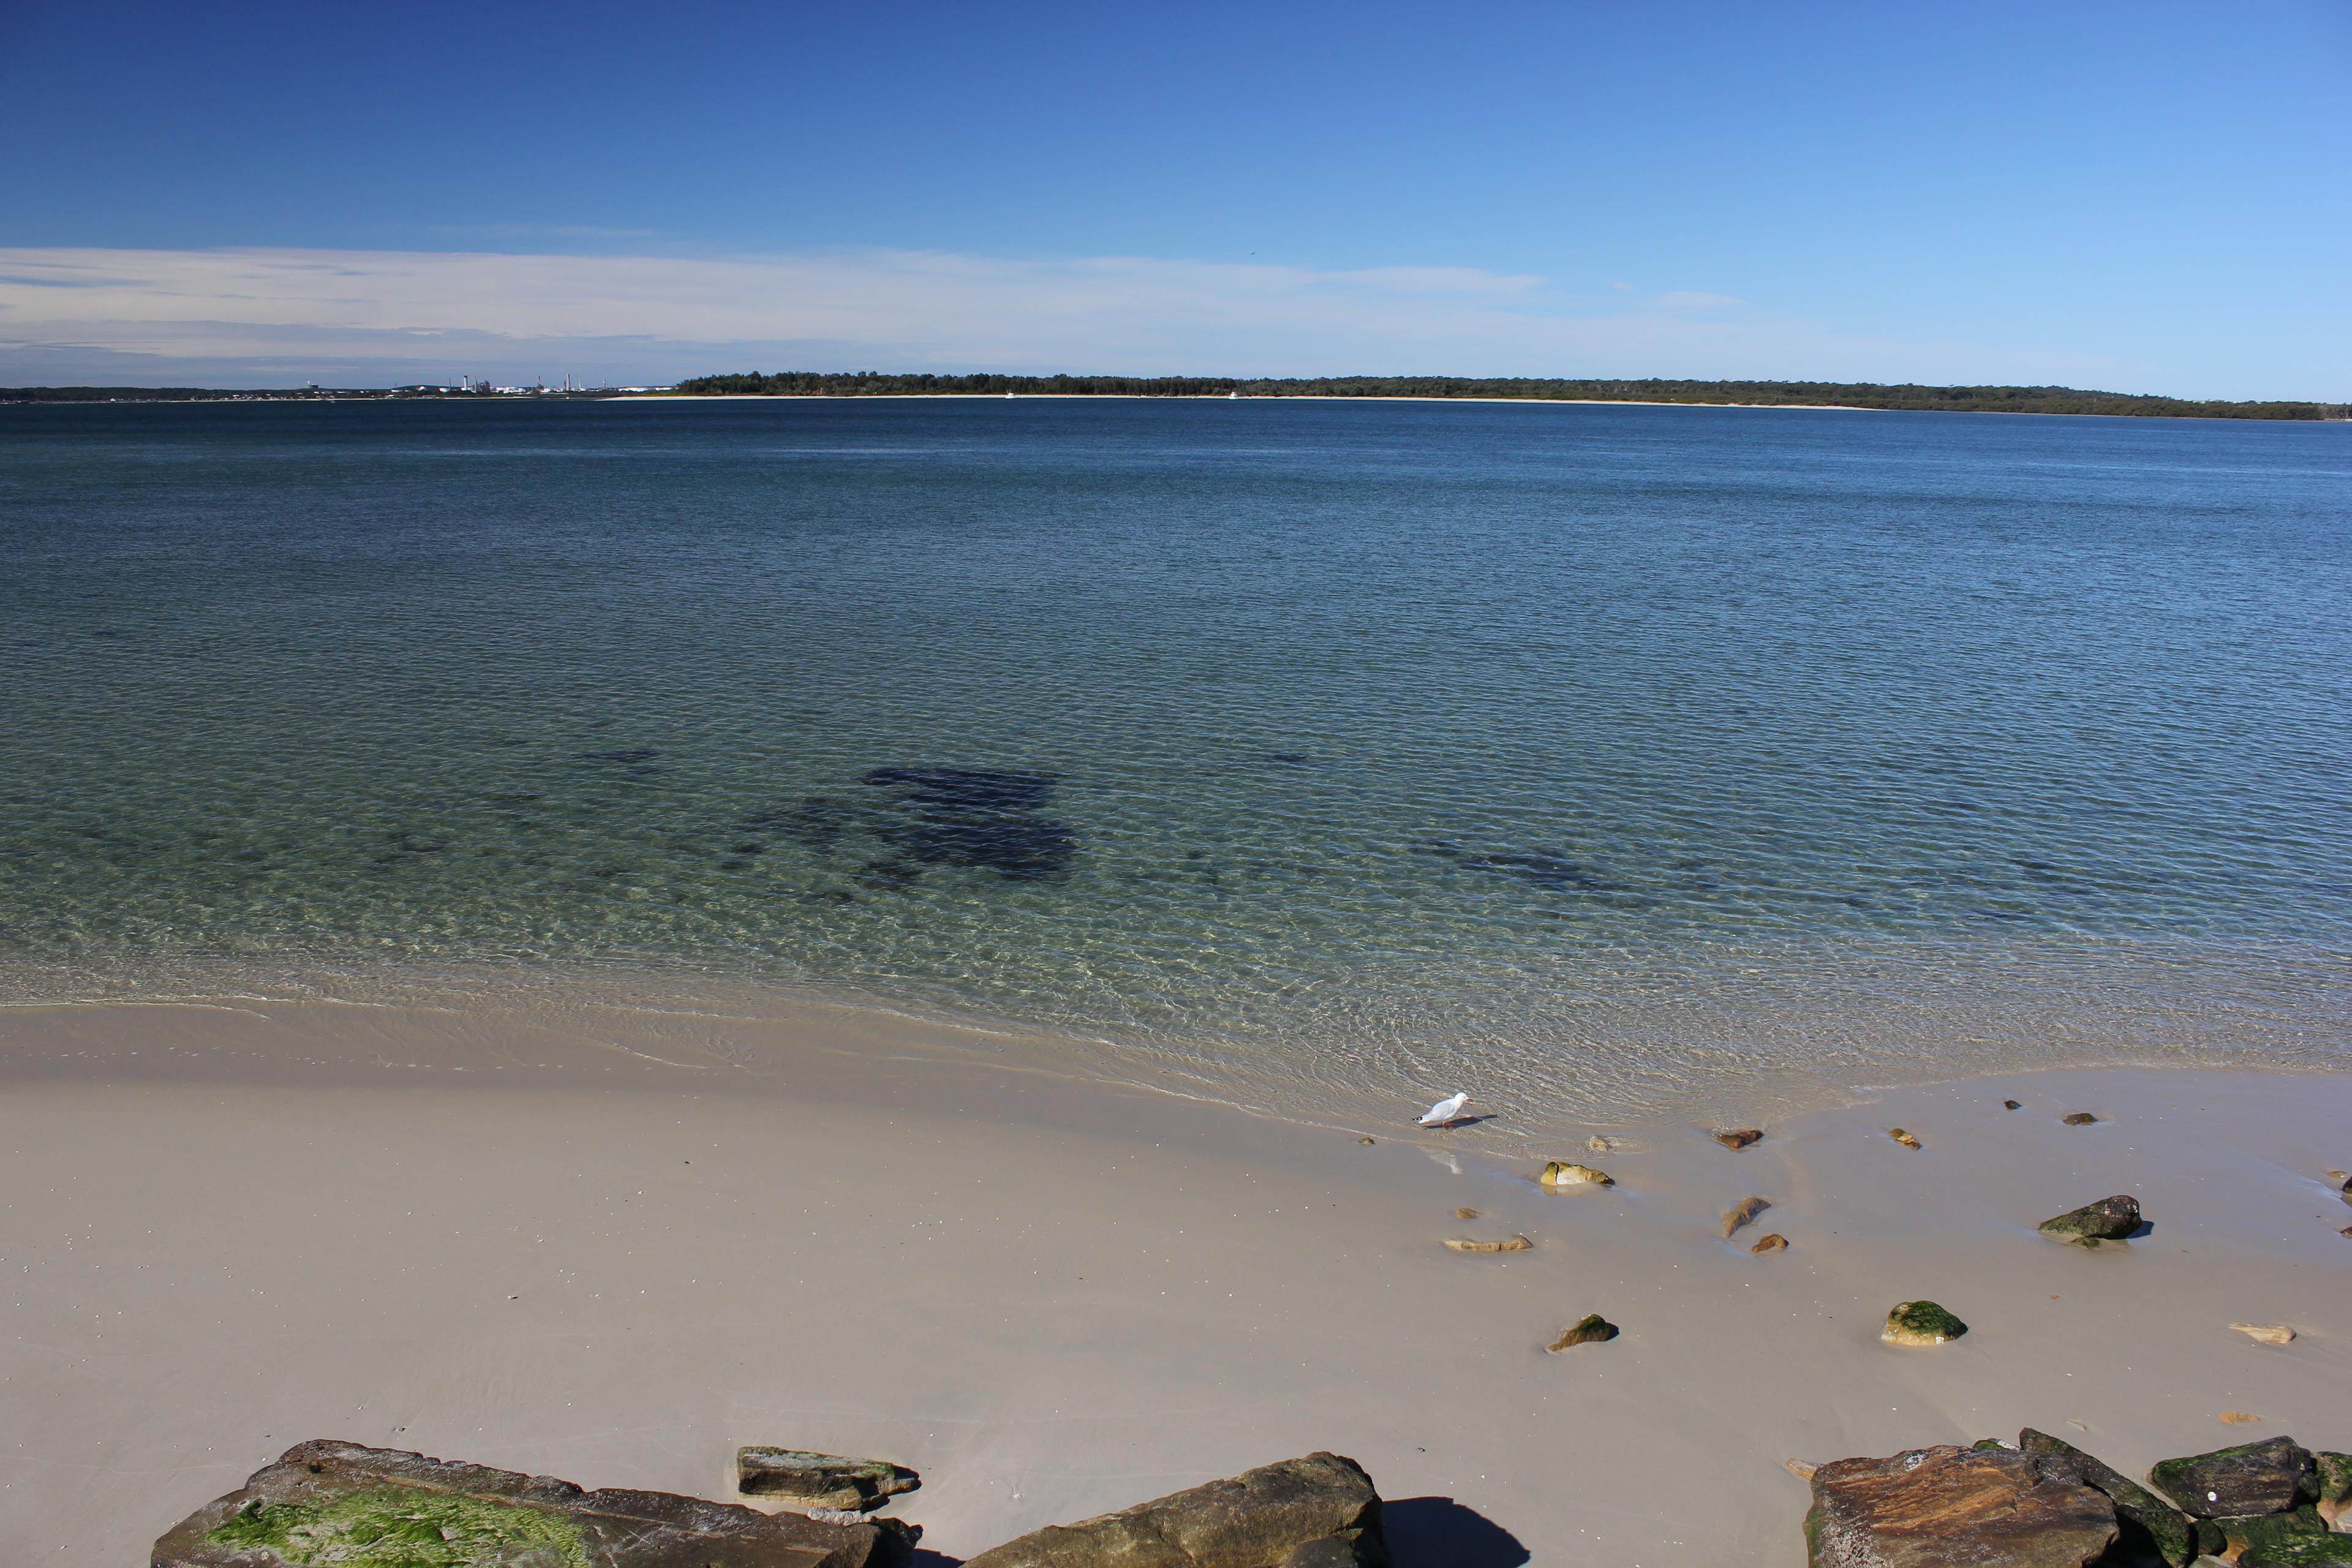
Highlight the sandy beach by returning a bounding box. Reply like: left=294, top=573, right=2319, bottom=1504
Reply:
left=5, top=987, right=2346, bottom=1564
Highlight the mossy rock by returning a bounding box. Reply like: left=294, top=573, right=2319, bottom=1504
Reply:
left=1881, top=1300, right=1967, bottom=1345
left=2218, top=1506, right=2332, bottom=1559
left=2240, top=1534, right=2352, bottom=1567
left=2318, top=1452, right=2352, bottom=1508
left=2152, top=1438, right=2316, bottom=1518
left=2019, top=1427, right=2195, bottom=1567
left=1539, top=1161, right=1613, bottom=1188
left=153, top=1439, right=902, bottom=1568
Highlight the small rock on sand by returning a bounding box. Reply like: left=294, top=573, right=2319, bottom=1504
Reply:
left=1454, top=1206, right=1479, bottom=1219
left=1890, top=1128, right=1921, bottom=1150
left=1751, top=1232, right=1789, bottom=1254
left=1356, top=1136, right=1374, bottom=1145
left=2218, top=1412, right=2266, bottom=1426
left=2230, top=1323, right=2294, bottom=1346
left=1540, top=1161, right=1613, bottom=1188
left=1584, top=1135, right=1614, bottom=1153
left=1546, top=1313, right=1618, bottom=1351
left=2038, top=1194, right=2142, bottom=1246
left=1714, top=1128, right=1764, bottom=1150
left=1444, top=1234, right=1531, bottom=1253
left=1722, top=1194, right=1773, bottom=1238
left=1881, top=1300, right=1968, bottom=1345
left=2003, top=1099, right=2023, bottom=1110
left=2063, top=1112, right=2099, bottom=1126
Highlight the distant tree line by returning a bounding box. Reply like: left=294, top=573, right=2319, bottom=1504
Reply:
left=669, top=372, right=2339, bottom=420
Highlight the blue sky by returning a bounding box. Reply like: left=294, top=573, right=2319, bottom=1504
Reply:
left=2, top=1, right=2346, bottom=394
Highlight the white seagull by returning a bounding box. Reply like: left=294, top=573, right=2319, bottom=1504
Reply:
left=1417, top=1091, right=1470, bottom=1128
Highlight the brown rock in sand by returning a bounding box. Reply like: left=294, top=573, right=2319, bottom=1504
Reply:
left=1890, top=1129, right=1921, bottom=1150
left=2003, top=1099, right=2022, bottom=1110
left=2062, top=1112, right=2098, bottom=1126
left=1546, top=1313, right=1619, bottom=1351
left=1714, top=1128, right=1765, bottom=1150
left=1444, top=1234, right=1531, bottom=1253
left=1803, top=1445, right=2116, bottom=1568
left=1454, top=1207, right=1479, bottom=1219
left=963, top=1452, right=1384, bottom=1568
left=1722, top=1195, right=1773, bottom=1238
left=1751, top=1232, right=1789, bottom=1254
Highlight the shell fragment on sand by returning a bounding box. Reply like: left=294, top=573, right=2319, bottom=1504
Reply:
left=2220, top=1412, right=2266, bottom=1425
left=1540, top=1161, right=1613, bottom=1188
left=1713, top=1128, right=1764, bottom=1150
left=2230, top=1323, right=2294, bottom=1346
left=1545, top=1313, right=1619, bottom=1352
left=1444, top=1234, right=1532, bottom=1253
left=1751, top=1232, right=1789, bottom=1254
left=1722, top=1194, right=1773, bottom=1238
left=737, top=1447, right=920, bottom=1510
left=1882, top=1300, right=1968, bottom=1345
left=1454, top=1206, right=1479, bottom=1219
left=1889, top=1128, right=1922, bottom=1150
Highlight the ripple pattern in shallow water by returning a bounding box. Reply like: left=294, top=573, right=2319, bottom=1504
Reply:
left=2, top=398, right=2348, bottom=1113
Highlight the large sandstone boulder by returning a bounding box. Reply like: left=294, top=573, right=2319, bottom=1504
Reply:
left=153, top=1439, right=911, bottom=1568
left=1804, top=1445, right=2118, bottom=1568
left=2018, top=1428, right=2195, bottom=1567
left=2150, top=1438, right=2317, bottom=1518
left=962, top=1452, right=1385, bottom=1568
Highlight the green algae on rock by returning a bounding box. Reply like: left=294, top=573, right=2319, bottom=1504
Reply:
left=208, top=1487, right=590, bottom=1568
left=1880, top=1301, right=1967, bottom=1346
left=1539, top=1161, right=1613, bottom=1188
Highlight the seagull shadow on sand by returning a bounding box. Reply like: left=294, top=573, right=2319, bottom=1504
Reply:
left=1384, top=1496, right=1530, bottom=1566
left=1418, top=1113, right=1499, bottom=1131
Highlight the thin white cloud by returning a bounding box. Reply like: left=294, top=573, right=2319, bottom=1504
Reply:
left=0, top=245, right=2076, bottom=387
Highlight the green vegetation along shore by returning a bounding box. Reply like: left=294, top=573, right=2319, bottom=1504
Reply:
left=670, top=372, right=2347, bottom=420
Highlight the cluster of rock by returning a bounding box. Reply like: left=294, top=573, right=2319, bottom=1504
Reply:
left=153, top=1441, right=1389, bottom=1568
left=1804, top=1431, right=2352, bottom=1567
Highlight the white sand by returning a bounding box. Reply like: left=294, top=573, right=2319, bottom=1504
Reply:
left=3, top=991, right=2348, bottom=1564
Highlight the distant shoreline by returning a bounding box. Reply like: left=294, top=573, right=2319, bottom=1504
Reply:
left=6, top=378, right=2345, bottom=420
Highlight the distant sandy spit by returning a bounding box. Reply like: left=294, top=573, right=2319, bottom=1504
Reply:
left=2, top=992, right=2346, bottom=1565
left=624, top=393, right=1884, bottom=410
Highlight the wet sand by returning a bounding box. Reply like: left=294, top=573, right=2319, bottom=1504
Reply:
left=3, top=991, right=2348, bottom=1564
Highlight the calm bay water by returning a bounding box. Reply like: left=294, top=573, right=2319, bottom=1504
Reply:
left=2, top=397, right=2347, bottom=1114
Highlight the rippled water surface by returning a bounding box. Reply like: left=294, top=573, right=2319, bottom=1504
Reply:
left=2, top=398, right=2347, bottom=1112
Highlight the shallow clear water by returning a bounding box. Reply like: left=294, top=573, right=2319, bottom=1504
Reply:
left=3, top=398, right=2347, bottom=1112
